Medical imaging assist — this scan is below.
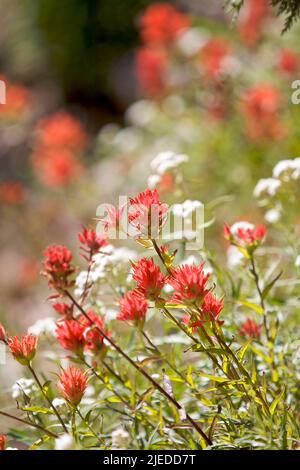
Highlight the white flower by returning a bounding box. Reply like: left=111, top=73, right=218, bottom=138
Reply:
left=171, top=200, right=203, bottom=241
left=151, top=151, right=189, bottom=175
left=12, top=378, right=35, bottom=400
left=112, top=127, right=141, bottom=153
left=126, top=100, right=158, bottom=127
left=272, top=158, right=300, bottom=181
left=52, top=398, right=67, bottom=409
left=55, top=434, right=75, bottom=450
left=147, top=174, right=161, bottom=189
left=295, top=255, right=300, bottom=268
left=28, top=317, right=56, bottom=336
left=176, top=28, right=207, bottom=57
left=254, top=178, right=281, bottom=198
left=264, top=208, right=281, bottom=224
left=226, top=246, right=244, bottom=269
left=111, top=428, right=130, bottom=450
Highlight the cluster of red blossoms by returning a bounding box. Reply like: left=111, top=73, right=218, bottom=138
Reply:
left=42, top=245, right=76, bottom=291
left=78, top=226, right=107, bottom=260
left=238, top=0, right=269, bottom=46
left=31, top=110, right=87, bottom=188
left=241, top=84, right=284, bottom=142
left=0, top=75, right=30, bottom=121
left=224, top=222, right=267, bottom=252
left=0, top=324, right=38, bottom=366
left=57, top=366, right=88, bottom=407
left=136, top=3, right=190, bottom=96
left=239, top=318, right=262, bottom=339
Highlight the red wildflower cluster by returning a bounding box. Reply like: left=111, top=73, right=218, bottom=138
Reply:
left=277, top=48, right=299, bottom=76
left=0, top=181, right=25, bottom=205
left=239, top=319, right=262, bottom=339
left=224, top=222, right=267, bottom=250
left=241, top=84, right=283, bottom=141
left=185, top=291, right=224, bottom=328
left=8, top=334, right=38, bottom=365
left=57, top=366, right=88, bottom=406
left=238, top=0, right=269, bottom=46
left=79, top=312, right=108, bottom=353
left=100, top=206, right=123, bottom=233
left=52, top=302, right=74, bottom=319
left=140, top=3, right=190, bottom=47
left=132, top=257, right=166, bottom=300
left=31, top=110, right=87, bottom=188
left=0, top=75, right=29, bottom=121
left=169, top=264, right=210, bottom=306
left=42, top=245, right=76, bottom=291
left=78, top=226, right=107, bottom=259
left=56, top=320, right=86, bottom=354
left=0, top=435, right=6, bottom=451
left=118, top=290, right=148, bottom=324
left=200, top=38, right=232, bottom=80
left=128, top=188, right=168, bottom=239
left=136, top=48, right=168, bottom=97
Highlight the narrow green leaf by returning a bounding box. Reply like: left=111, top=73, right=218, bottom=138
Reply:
left=270, top=387, right=285, bottom=416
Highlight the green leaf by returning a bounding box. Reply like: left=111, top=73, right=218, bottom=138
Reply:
left=197, top=372, right=228, bottom=383
left=270, top=387, right=285, bottom=416
left=22, top=406, right=54, bottom=415
left=238, top=340, right=251, bottom=362
left=237, top=300, right=264, bottom=315
left=191, top=345, right=232, bottom=357
left=262, top=271, right=282, bottom=300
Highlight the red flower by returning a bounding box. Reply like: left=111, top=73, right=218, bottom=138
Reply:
left=128, top=188, right=168, bottom=238
left=238, top=0, right=269, bottom=46
left=241, top=84, right=283, bottom=141
left=56, top=320, right=86, bottom=354
left=78, top=226, right=107, bottom=258
left=140, top=3, right=190, bottom=46
left=35, top=110, right=87, bottom=151
left=224, top=222, right=267, bottom=249
left=239, top=319, right=262, bottom=339
left=200, top=38, right=232, bottom=80
left=278, top=48, right=299, bottom=75
left=0, top=181, right=25, bottom=205
left=32, top=148, right=83, bottom=188
left=42, top=245, right=76, bottom=290
left=0, top=76, right=29, bottom=120
left=0, top=435, right=6, bottom=451
left=78, top=311, right=108, bottom=353
left=118, top=290, right=148, bottom=323
left=0, top=323, right=7, bottom=343
left=52, top=302, right=74, bottom=319
left=57, top=366, right=88, bottom=406
left=169, top=264, right=210, bottom=305
left=8, top=334, right=38, bottom=365
left=132, top=257, right=166, bottom=300
left=99, top=206, right=123, bottom=233
left=136, top=47, right=168, bottom=97
left=185, top=292, right=224, bottom=328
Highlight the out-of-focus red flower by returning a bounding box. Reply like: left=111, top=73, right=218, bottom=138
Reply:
left=8, top=334, right=38, bottom=365
left=278, top=48, right=299, bottom=75
left=0, top=435, right=6, bottom=451
left=32, top=148, right=83, bottom=188
left=140, top=3, right=190, bottom=47
left=136, top=47, right=168, bottom=97
left=0, top=181, right=25, bottom=205
left=241, top=85, right=283, bottom=141
left=0, top=323, right=7, bottom=343
left=169, top=264, right=210, bottom=306
left=56, top=320, right=86, bottom=354
left=238, top=0, right=269, bottom=46
left=128, top=188, right=168, bottom=238
left=35, top=111, right=87, bottom=152
left=18, top=259, right=39, bottom=287
left=200, top=38, right=232, bottom=80
left=79, top=311, right=108, bottom=353
left=225, top=222, right=267, bottom=249
left=52, top=302, right=74, bottom=319
left=42, top=245, right=76, bottom=291
left=132, top=257, right=166, bottom=300
left=57, top=366, right=88, bottom=406
left=118, top=290, right=148, bottom=323
left=0, top=76, right=29, bottom=120
left=78, top=227, right=107, bottom=258
left=239, top=318, right=262, bottom=339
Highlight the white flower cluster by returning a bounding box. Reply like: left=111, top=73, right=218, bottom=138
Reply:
left=111, top=428, right=130, bottom=450
left=170, top=199, right=203, bottom=241
left=254, top=157, right=300, bottom=224
left=12, top=377, right=36, bottom=400
left=147, top=151, right=189, bottom=189
left=75, top=244, right=137, bottom=298
left=27, top=317, right=57, bottom=336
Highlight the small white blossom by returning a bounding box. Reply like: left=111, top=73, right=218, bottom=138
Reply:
left=52, top=398, right=67, bottom=409
left=254, top=178, right=281, bottom=198
left=126, top=100, right=158, bottom=127
left=264, top=208, right=281, bottom=224
left=227, top=246, right=244, bottom=269
left=272, top=158, right=300, bottom=181
left=295, top=255, right=300, bottom=268
left=147, top=174, right=161, bottom=189
left=28, top=317, right=56, bottom=336
left=55, top=434, right=75, bottom=450
left=177, top=28, right=207, bottom=56
left=12, top=378, right=35, bottom=400
left=151, top=151, right=189, bottom=175
left=111, top=428, right=130, bottom=450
